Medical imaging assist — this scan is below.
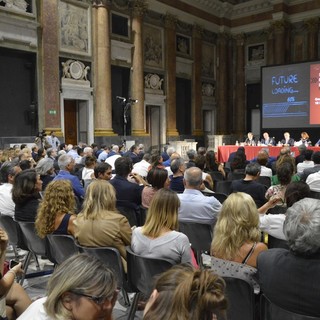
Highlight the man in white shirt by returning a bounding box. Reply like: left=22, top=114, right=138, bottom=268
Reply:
left=46, top=131, right=60, bottom=148
left=306, top=171, right=320, bottom=192
left=131, top=153, right=151, bottom=178
left=178, top=167, right=221, bottom=226
left=0, top=162, right=21, bottom=217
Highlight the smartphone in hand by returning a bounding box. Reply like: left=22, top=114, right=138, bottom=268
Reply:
left=9, top=259, right=20, bottom=269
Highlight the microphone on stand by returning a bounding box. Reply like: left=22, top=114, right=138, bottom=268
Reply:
left=116, top=96, right=126, bottom=102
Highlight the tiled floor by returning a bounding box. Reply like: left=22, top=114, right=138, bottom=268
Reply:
left=7, top=248, right=143, bottom=319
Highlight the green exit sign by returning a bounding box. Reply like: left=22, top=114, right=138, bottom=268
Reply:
left=49, top=110, right=57, bottom=115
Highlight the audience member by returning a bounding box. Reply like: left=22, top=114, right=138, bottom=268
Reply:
left=82, top=156, right=97, bottom=181
left=19, top=160, right=32, bottom=170
left=163, top=151, right=180, bottom=168
left=0, top=228, right=31, bottom=319
left=105, top=145, right=121, bottom=170
left=123, top=144, right=140, bottom=164
left=211, top=192, right=267, bottom=269
left=97, top=145, right=110, bottom=163
left=258, top=198, right=320, bottom=317
left=178, top=167, right=221, bottom=226
left=18, top=254, right=117, bottom=320
left=35, top=180, right=76, bottom=238
left=259, top=181, right=310, bottom=240
left=149, top=150, right=165, bottom=170
left=161, top=146, right=175, bottom=162
left=296, top=149, right=314, bottom=174
left=109, top=157, right=145, bottom=206
left=0, top=162, right=21, bottom=217
left=229, top=148, right=248, bottom=173
left=256, top=150, right=272, bottom=178
left=169, top=158, right=185, bottom=193
left=45, top=131, right=60, bottom=149
left=132, top=153, right=151, bottom=178
left=131, top=188, right=192, bottom=265
left=144, top=265, right=227, bottom=320
left=35, top=158, right=55, bottom=190
left=54, top=154, right=85, bottom=200
left=306, top=168, right=320, bottom=192
left=197, top=146, right=206, bottom=156
left=12, top=169, right=42, bottom=222
left=185, top=149, right=196, bottom=168
left=194, top=155, right=214, bottom=191
left=94, top=162, right=112, bottom=181
left=265, top=162, right=293, bottom=206
left=300, top=151, right=320, bottom=181
left=295, top=144, right=306, bottom=165
left=204, top=150, right=226, bottom=178
left=142, top=168, right=169, bottom=208
left=74, top=181, right=131, bottom=269
left=230, top=163, right=266, bottom=208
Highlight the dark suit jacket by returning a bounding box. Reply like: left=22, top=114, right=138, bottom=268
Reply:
left=280, top=138, right=295, bottom=146
left=260, top=137, right=276, bottom=146
left=258, top=249, right=320, bottom=317
left=109, top=175, right=143, bottom=206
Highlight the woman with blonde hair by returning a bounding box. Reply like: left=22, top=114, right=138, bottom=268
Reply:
left=144, top=264, right=227, bottom=320
left=131, top=188, right=192, bottom=264
left=74, top=180, right=131, bottom=268
left=211, top=192, right=267, bottom=268
left=35, top=180, right=76, bottom=238
left=18, top=254, right=118, bottom=320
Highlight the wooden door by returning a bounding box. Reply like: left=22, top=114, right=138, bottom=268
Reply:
left=64, top=100, right=77, bottom=145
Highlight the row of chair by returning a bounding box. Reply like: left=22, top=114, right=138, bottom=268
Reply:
left=1, top=214, right=318, bottom=320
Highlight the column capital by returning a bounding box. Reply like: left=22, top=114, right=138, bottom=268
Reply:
left=234, top=33, right=246, bottom=46
left=92, top=0, right=111, bottom=8
left=193, top=24, right=203, bottom=39
left=271, top=19, right=290, bottom=33
left=165, top=13, right=178, bottom=30
left=129, top=0, right=148, bottom=18
left=304, top=17, right=319, bottom=33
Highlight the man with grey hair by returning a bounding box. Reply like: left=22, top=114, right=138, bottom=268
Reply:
left=258, top=198, right=320, bottom=317
left=53, top=154, right=85, bottom=199
left=230, top=162, right=266, bottom=207
left=186, top=149, right=196, bottom=168
left=177, top=167, right=221, bottom=226
left=169, top=157, right=185, bottom=193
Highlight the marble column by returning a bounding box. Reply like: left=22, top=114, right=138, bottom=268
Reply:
left=131, top=0, right=147, bottom=136
left=305, top=18, right=319, bottom=61
left=192, top=25, right=203, bottom=136
left=93, top=0, right=115, bottom=136
left=234, top=34, right=246, bottom=135
left=165, top=14, right=179, bottom=137
left=272, top=20, right=289, bottom=65
left=39, top=0, right=61, bottom=136
left=216, top=32, right=229, bottom=134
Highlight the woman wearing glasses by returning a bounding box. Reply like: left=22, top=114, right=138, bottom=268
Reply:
left=17, top=254, right=118, bottom=320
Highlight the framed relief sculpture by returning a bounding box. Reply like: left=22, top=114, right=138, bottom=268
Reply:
left=202, top=42, right=216, bottom=79
left=59, top=0, right=91, bottom=56
left=176, top=34, right=191, bottom=56
left=143, top=24, right=163, bottom=69
left=247, top=43, right=265, bottom=66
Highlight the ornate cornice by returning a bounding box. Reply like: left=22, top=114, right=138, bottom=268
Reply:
left=234, top=33, right=245, bottom=45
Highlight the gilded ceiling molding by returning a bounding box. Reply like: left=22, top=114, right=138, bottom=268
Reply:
left=271, top=19, right=290, bottom=33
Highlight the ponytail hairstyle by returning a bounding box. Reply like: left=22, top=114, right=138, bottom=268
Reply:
left=170, top=269, right=227, bottom=320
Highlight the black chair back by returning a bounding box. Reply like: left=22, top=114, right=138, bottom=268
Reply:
left=224, top=277, right=255, bottom=320
left=256, top=176, right=271, bottom=188
left=116, top=200, right=140, bottom=226
left=228, top=172, right=246, bottom=181
left=179, top=222, right=213, bottom=257
left=267, top=235, right=289, bottom=249
left=215, top=180, right=232, bottom=195
left=309, top=191, right=320, bottom=199
left=75, top=244, right=130, bottom=306
left=46, top=234, right=79, bottom=265
left=211, top=192, right=228, bottom=204
left=260, top=294, right=320, bottom=320
left=126, top=246, right=174, bottom=320
left=17, top=221, right=54, bottom=284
